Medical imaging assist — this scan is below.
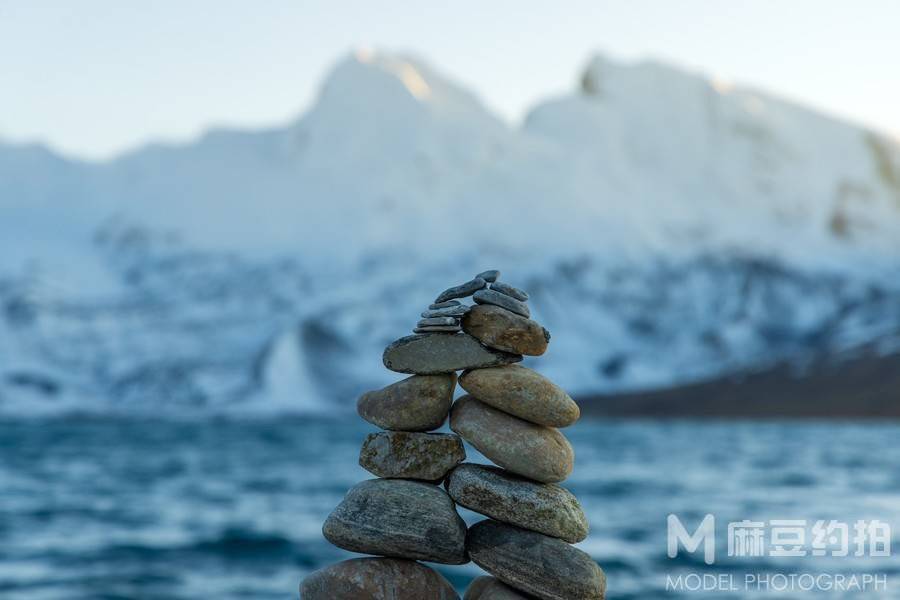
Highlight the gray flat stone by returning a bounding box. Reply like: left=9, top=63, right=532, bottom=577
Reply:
left=422, top=305, right=471, bottom=318
left=430, top=300, right=462, bottom=310
left=360, top=432, right=465, bottom=481
left=459, top=365, right=579, bottom=427
left=473, top=289, right=530, bottom=318
left=467, top=520, right=606, bottom=600
left=461, top=305, right=549, bottom=357
left=323, top=479, right=468, bottom=564
left=465, top=576, right=531, bottom=600
left=446, top=464, right=588, bottom=543
left=435, top=277, right=487, bottom=304
left=475, top=270, right=500, bottom=283
left=489, top=281, right=529, bottom=302
left=300, top=557, right=459, bottom=599
left=384, top=334, right=521, bottom=375
left=449, top=396, right=573, bottom=483
left=357, top=374, right=456, bottom=431
left=418, top=317, right=460, bottom=327
left=414, top=326, right=462, bottom=334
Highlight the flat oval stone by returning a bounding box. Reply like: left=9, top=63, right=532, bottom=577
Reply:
left=323, top=479, right=468, bottom=564
left=459, top=365, right=578, bottom=427
left=475, top=269, right=500, bottom=283
left=465, top=576, right=531, bottom=600
left=430, top=300, right=462, bottom=309
left=473, top=289, right=530, bottom=318
left=358, top=374, right=456, bottom=431
left=467, top=520, right=606, bottom=600
left=422, top=305, right=470, bottom=318
left=360, top=432, right=466, bottom=481
left=384, top=334, right=521, bottom=375
left=461, top=305, right=550, bottom=357
left=449, top=396, right=574, bottom=483
left=446, top=464, right=588, bottom=543
left=414, top=326, right=462, bottom=334
left=418, top=316, right=460, bottom=327
left=435, top=277, right=487, bottom=304
left=489, top=281, right=529, bottom=302
left=300, top=557, right=459, bottom=599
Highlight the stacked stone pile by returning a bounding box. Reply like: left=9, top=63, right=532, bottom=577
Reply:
left=300, top=271, right=605, bottom=600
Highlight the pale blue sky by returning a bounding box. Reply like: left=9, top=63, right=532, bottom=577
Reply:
left=2, top=0, right=898, bottom=160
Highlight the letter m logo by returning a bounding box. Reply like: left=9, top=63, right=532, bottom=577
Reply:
left=668, top=514, right=715, bottom=565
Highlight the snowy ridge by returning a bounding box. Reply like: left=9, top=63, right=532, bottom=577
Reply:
left=1, top=51, right=900, bottom=414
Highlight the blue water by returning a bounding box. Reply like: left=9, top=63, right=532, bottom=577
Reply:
left=1, top=418, right=899, bottom=599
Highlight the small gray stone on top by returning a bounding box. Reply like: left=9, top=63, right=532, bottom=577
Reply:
left=418, top=317, right=459, bottom=327
left=476, top=270, right=500, bottom=283
left=434, top=277, right=487, bottom=304
left=422, top=305, right=470, bottom=318
left=489, top=281, right=529, bottom=302
left=430, top=300, right=462, bottom=310
left=473, top=289, right=530, bottom=318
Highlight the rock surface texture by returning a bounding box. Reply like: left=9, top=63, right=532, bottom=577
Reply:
left=323, top=479, right=468, bottom=564
left=467, top=520, right=606, bottom=600
left=383, top=333, right=521, bottom=375
left=360, top=431, right=466, bottom=481
left=300, top=558, right=460, bottom=599
left=301, top=271, right=604, bottom=599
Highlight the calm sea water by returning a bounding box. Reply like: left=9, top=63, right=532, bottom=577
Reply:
left=1, top=417, right=899, bottom=599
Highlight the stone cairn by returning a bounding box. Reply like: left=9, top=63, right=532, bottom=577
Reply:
left=300, top=270, right=606, bottom=600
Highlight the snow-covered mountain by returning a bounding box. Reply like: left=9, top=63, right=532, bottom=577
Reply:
left=2, top=50, right=900, bottom=414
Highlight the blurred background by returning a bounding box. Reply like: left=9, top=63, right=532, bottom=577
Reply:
left=2, top=1, right=900, bottom=598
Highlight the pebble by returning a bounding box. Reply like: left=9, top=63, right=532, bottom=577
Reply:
left=429, top=300, right=462, bottom=310
left=422, top=305, right=470, bottom=318
left=300, top=557, right=459, bottom=599
left=414, top=326, right=462, bottom=334
left=357, top=374, right=456, bottom=431
left=323, top=479, right=468, bottom=564
left=475, top=270, right=500, bottom=283
left=435, top=277, right=487, bottom=304
left=449, top=396, right=574, bottom=483
left=384, top=333, right=521, bottom=375
left=418, top=317, right=460, bottom=327
left=465, top=576, right=531, bottom=600
left=473, top=289, right=530, bottom=318
left=446, top=464, right=588, bottom=543
left=360, top=432, right=466, bottom=481
left=489, top=281, right=529, bottom=302
left=467, top=520, right=606, bottom=600
left=461, top=304, right=549, bottom=356
left=459, top=365, right=579, bottom=428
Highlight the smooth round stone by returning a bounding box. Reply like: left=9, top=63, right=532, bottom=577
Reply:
left=461, top=305, right=550, bottom=357
left=465, top=576, right=531, bottom=600
left=430, top=300, right=462, bottom=310
left=360, top=432, right=466, bottom=481
left=422, top=305, right=470, bottom=318
left=300, top=557, right=459, bottom=599
left=449, top=396, right=574, bottom=483
left=459, top=364, right=578, bottom=427
left=467, top=520, right=606, bottom=600
left=358, top=374, right=456, bottom=431
left=323, top=479, right=468, bottom=564
left=435, top=277, right=487, bottom=304
left=383, top=333, right=521, bottom=375
left=446, top=464, right=588, bottom=543
left=489, top=281, right=529, bottom=302
left=473, top=289, right=530, bottom=318
left=475, top=269, right=500, bottom=283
